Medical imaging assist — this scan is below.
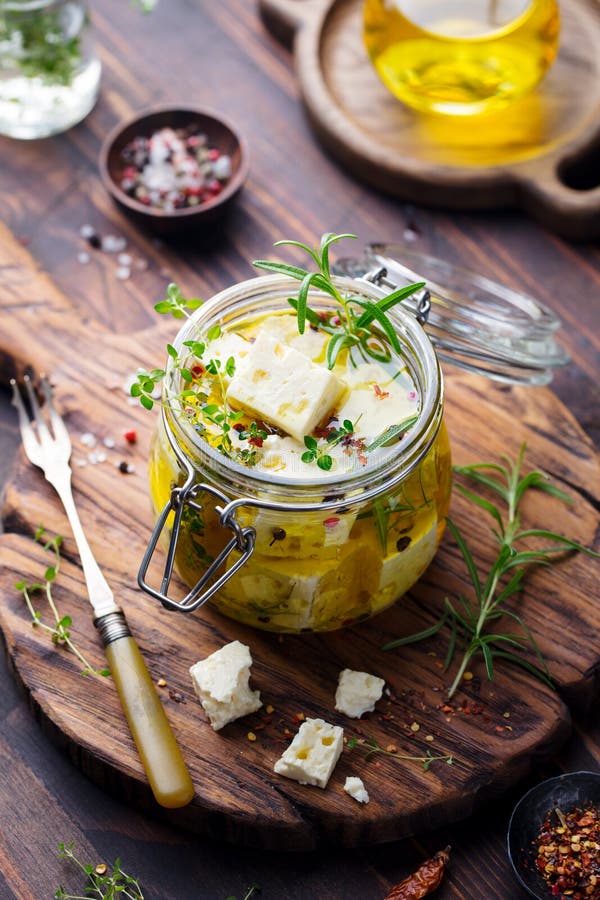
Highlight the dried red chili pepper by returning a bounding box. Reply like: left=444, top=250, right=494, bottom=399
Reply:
left=384, top=846, right=451, bottom=900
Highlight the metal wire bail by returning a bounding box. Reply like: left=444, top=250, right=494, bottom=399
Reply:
left=137, top=479, right=256, bottom=613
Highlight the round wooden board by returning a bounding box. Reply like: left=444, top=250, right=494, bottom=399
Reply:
left=260, top=0, right=600, bottom=240
left=0, top=227, right=598, bottom=849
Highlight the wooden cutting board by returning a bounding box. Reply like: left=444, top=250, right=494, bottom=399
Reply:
left=259, top=0, right=600, bottom=240
left=0, top=223, right=598, bottom=849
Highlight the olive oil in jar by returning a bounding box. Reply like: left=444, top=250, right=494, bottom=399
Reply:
left=363, top=0, right=560, bottom=116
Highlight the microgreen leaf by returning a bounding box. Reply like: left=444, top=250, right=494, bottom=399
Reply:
left=18, top=531, right=109, bottom=678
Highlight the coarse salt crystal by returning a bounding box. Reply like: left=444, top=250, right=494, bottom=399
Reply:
left=213, top=155, right=232, bottom=180
left=116, top=266, right=131, bottom=281
left=79, top=224, right=96, bottom=239
left=117, top=253, right=132, bottom=267
left=103, top=437, right=116, bottom=449
left=102, top=235, right=127, bottom=254
left=80, top=432, right=97, bottom=448
left=77, top=251, right=90, bottom=265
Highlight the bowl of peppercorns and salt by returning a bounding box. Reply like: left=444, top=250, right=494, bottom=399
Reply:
left=507, top=771, right=600, bottom=899
left=99, top=106, right=248, bottom=235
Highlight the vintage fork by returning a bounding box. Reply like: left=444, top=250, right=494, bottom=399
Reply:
left=10, top=375, right=194, bottom=809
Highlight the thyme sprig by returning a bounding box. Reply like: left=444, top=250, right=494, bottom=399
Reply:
left=55, top=842, right=143, bottom=899
left=347, top=736, right=453, bottom=771
left=253, top=233, right=425, bottom=369
left=384, top=444, right=600, bottom=698
left=16, top=529, right=110, bottom=679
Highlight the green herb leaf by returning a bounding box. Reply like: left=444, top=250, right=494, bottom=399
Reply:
left=366, top=415, right=419, bottom=452
left=384, top=444, right=596, bottom=698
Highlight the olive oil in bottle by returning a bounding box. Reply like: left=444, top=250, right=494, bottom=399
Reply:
left=363, top=0, right=560, bottom=116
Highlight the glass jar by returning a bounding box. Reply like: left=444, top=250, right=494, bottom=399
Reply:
left=363, top=0, right=560, bottom=116
left=0, top=0, right=101, bottom=139
left=140, top=274, right=452, bottom=633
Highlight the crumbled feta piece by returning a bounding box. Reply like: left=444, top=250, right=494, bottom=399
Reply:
left=335, top=669, right=385, bottom=718
left=189, top=640, right=261, bottom=731
left=227, top=332, right=343, bottom=442
left=344, top=776, right=369, bottom=803
left=273, top=717, right=344, bottom=788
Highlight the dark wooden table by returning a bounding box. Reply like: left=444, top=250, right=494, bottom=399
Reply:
left=0, top=1, right=599, bottom=897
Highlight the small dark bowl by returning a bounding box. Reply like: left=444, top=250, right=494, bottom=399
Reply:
left=507, top=771, right=600, bottom=898
left=99, top=106, right=248, bottom=236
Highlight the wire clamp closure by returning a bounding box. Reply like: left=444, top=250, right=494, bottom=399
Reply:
left=138, top=480, right=256, bottom=612
left=364, top=265, right=431, bottom=325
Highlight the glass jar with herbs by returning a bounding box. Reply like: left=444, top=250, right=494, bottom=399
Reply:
left=0, top=0, right=101, bottom=139
left=137, top=263, right=452, bottom=633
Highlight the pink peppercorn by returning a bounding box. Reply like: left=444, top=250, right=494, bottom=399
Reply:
left=323, top=516, right=340, bottom=528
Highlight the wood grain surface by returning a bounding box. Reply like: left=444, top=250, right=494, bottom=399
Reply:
left=0, top=0, right=599, bottom=895
left=259, top=0, right=600, bottom=240
left=0, top=220, right=599, bottom=850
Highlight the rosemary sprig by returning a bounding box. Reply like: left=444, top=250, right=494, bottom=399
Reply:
left=55, top=842, right=143, bottom=900
left=16, top=528, right=110, bottom=679
left=253, top=233, right=425, bottom=369
left=383, top=444, right=599, bottom=698
left=347, top=736, right=453, bottom=771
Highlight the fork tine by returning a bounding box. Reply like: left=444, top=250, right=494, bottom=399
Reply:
left=10, top=377, right=42, bottom=462
left=10, top=378, right=30, bottom=433
left=40, top=376, right=71, bottom=448
left=23, top=374, right=48, bottom=434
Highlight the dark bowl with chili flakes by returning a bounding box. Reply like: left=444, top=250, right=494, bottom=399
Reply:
left=99, top=106, right=249, bottom=236
left=507, top=771, right=600, bottom=899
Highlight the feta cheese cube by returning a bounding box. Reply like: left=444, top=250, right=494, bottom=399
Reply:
left=335, top=669, right=385, bottom=718
left=189, top=640, right=261, bottom=731
left=344, top=776, right=370, bottom=804
left=226, top=332, right=343, bottom=442
left=273, top=717, right=344, bottom=788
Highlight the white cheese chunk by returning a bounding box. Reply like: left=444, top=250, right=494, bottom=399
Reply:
left=259, top=313, right=328, bottom=361
left=273, top=717, right=344, bottom=788
left=189, top=640, right=262, bottom=731
left=335, top=668, right=385, bottom=719
left=344, top=776, right=370, bottom=804
left=227, top=332, right=344, bottom=442
left=377, top=521, right=438, bottom=601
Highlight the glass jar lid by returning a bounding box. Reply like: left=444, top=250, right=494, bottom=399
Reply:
left=334, top=244, right=569, bottom=386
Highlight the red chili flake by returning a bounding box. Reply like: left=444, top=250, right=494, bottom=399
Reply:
left=248, top=436, right=264, bottom=447
left=373, top=384, right=390, bottom=400
left=190, top=364, right=205, bottom=380
left=208, top=148, right=220, bottom=160
left=533, top=805, right=600, bottom=899
left=124, top=429, right=137, bottom=444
